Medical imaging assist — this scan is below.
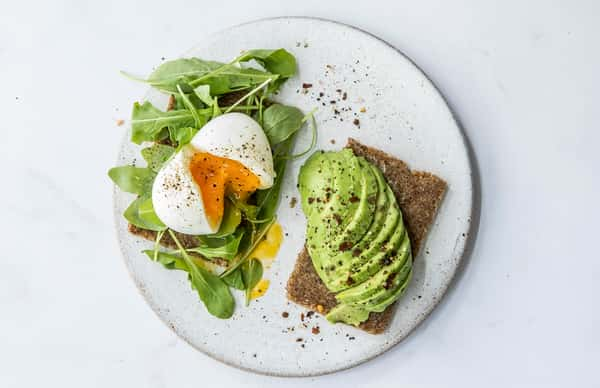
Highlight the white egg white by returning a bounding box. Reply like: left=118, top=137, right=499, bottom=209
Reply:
left=152, top=113, right=275, bottom=235
left=190, top=113, right=275, bottom=189
left=152, top=146, right=218, bottom=235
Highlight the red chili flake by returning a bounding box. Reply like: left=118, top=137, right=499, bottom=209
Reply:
left=349, top=195, right=359, bottom=203
left=339, top=242, right=353, bottom=251
left=333, top=214, right=342, bottom=225
left=302, top=83, right=313, bottom=88
left=312, top=326, right=320, bottom=335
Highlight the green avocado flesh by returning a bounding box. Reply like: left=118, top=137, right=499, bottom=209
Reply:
left=298, top=149, right=413, bottom=326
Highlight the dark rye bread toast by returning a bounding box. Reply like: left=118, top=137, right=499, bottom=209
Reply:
left=286, top=138, right=447, bottom=334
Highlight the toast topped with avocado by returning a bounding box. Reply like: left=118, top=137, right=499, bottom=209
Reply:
left=286, top=138, right=447, bottom=333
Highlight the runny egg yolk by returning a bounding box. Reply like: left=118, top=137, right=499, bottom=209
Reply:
left=251, top=222, right=283, bottom=262
left=189, top=152, right=261, bottom=228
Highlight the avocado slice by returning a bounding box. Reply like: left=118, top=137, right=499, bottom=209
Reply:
left=324, top=302, right=371, bottom=326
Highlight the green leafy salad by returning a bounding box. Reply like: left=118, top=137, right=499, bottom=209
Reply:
left=109, top=49, right=315, bottom=319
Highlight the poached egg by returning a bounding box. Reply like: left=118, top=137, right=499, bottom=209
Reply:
left=152, top=113, right=274, bottom=235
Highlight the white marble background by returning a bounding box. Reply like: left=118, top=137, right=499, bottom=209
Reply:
left=1, top=1, right=599, bottom=387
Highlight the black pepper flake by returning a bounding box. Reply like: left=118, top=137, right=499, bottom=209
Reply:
left=353, top=118, right=360, bottom=127
left=383, top=272, right=397, bottom=289
left=352, top=249, right=362, bottom=257
left=296, top=338, right=303, bottom=342
left=349, top=195, right=359, bottom=203
left=282, top=311, right=289, bottom=318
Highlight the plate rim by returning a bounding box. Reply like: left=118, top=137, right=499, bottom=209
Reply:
left=113, top=15, right=475, bottom=377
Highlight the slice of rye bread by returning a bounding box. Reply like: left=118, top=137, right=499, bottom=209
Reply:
left=286, top=138, right=447, bottom=334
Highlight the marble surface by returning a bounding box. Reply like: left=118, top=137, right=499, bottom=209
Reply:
left=1, top=1, right=599, bottom=387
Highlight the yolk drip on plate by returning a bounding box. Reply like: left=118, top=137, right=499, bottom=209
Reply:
left=249, top=223, right=283, bottom=300
left=251, top=222, right=283, bottom=265
left=189, top=152, right=261, bottom=228
left=250, top=279, right=270, bottom=300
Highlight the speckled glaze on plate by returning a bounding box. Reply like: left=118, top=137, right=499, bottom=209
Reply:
left=113, top=17, right=473, bottom=377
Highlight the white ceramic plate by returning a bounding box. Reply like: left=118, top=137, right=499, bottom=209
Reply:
left=114, top=17, right=473, bottom=376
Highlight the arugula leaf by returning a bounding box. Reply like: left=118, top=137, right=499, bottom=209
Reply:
left=145, top=58, right=223, bottom=93
left=143, top=249, right=188, bottom=271
left=124, top=196, right=166, bottom=231
left=194, top=85, right=214, bottom=106
left=237, top=49, right=296, bottom=78
left=137, top=57, right=279, bottom=95
left=227, top=194, right=259, bottom=221
left=168, top=127, right=198, bottom=149
left=141, top=144, right=175, bottom=172
left=220, top=218, right=274, bottom=277
left=190, top=66, right=278, bottom=95
left=210, top=199, right=241, bottom=237
left=255, top=137, right=296, bottom=220
left=177, top=84, right=203, bottom=127
left=242, top=258, right=263, bottom=305
left=169, top=230, right=234, bottom=319
left=262, top=104, right=305, bottom=146
left=142, top=250, right=215, bottom=272
left=108, top=166, right=155, bottom=195
left=188, top=231, right=244, bottom=260
left=131, top=101, right=198, bottom=144
left=222, top=267, right=245, bottom=290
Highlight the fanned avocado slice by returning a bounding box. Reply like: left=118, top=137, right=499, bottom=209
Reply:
left=346, top=200, right=406, bottom=287
left=304, top=150, right=362, bottom=257
left=335, top=235, right=411, bottom=305
left=324, top=164, right=391, bottom=292
left=325, top=267, right=413, bottom=326
left=325, top=303, right=371, bottom=326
